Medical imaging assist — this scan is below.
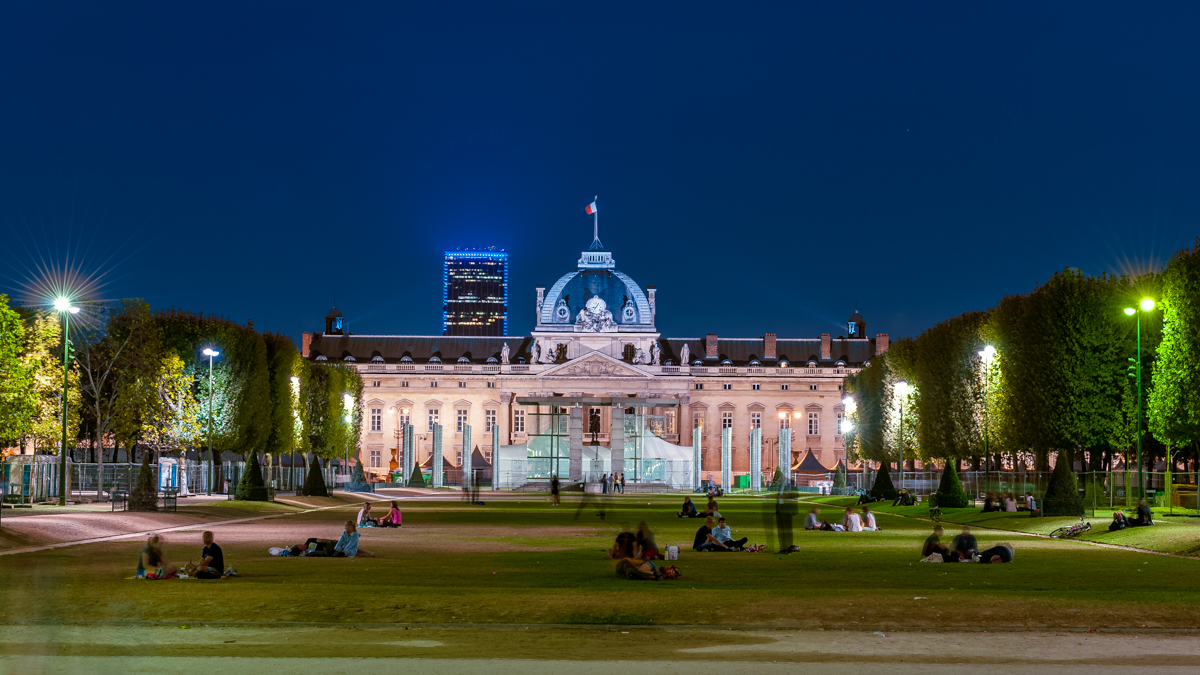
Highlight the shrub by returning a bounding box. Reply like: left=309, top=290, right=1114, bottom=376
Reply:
left=129, top=451, right=157, bottom=511
left=235, top=452, right=269, bottom=501
left=303, top=455, right=328, bottom=497
left=1042, top=450, right=1082, bottom=516
left=833, top=464, right=847, bottom=489
left=769, top=466, right=786, bottom=491
left=408, top=462, right=426, bottom=488
left=869, top=462, right=899, bottom=501
left=347, top=461, right=371, bottom=492
left=934, top=460, right=970, bottom=508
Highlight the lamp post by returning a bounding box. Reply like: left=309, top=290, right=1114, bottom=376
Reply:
left=343, top=393, right=354, bottom=489
left=1123, top=299, right=1156, bottom=505
left=895, top=380, right=908, bottom=489
left=202, top=348, right=219, bottom=495
left=54, top=298, right=80, bottom=506
left=978, top=345, right=995, bottom=497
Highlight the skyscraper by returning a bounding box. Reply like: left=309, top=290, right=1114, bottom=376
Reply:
left=443, top=249, right=509, bottom=336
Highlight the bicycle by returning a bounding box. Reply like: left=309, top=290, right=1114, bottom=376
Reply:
left=1049, top=516, right=1092, bottom=538
left=927, top=495, right=942, bottom=522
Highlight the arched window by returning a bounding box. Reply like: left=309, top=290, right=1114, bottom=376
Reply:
left=806, top=360, right=818, bottom=367
left=344, top=355, right=356, bottom=362
left=664, top=359, right=674, bottom=366
left=457, top=356, right=470, bottom=364
left=315, top=355, right=328, bottom=361
left=371, top=355, right=385, bottom=363
left=486, top=356, right=498, bottom=364
left=400, top=355, right=413, bottom=363
left=749, top=359, right=761, bottom=366
left=429, top=356, right=442, bottom=364
left=517, top=357, right=526, bottom=364
left=692, top=359, right=704, bottom=366
left=777, top=360, right=789, bottom=367
left=834, top=359, right=846, bottom=367
left=721, top=359, right=733, bottom=366
left=623, top=344, right=635, bottom=361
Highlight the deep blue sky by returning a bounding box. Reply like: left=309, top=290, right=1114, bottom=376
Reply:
left=3, top=2, right=1198, bottom=342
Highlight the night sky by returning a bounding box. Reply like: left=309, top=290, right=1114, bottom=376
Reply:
left=2, top=3, right=1198, bottom=343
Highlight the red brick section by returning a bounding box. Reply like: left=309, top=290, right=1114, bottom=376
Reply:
left=875, top=333, right=890, bottom=355
left=301, top=332, right=312, bottom=358
left=763, top=333, right=777, bottom=359
left=821, top=333, right=831, bottom=360
left=705, top=334, right=718, bottom=359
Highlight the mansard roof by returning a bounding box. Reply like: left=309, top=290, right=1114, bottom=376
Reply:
left=308, top=334, right=532, bottom=363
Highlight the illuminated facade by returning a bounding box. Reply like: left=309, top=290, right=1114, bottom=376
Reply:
left=442, top=249, right=508, bottom=336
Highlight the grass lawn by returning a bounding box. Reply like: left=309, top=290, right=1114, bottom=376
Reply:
left=3, top=494, right=1200, bottom=629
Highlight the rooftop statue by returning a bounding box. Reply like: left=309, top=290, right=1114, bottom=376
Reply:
left=650, top=341, right=661, bottom=366
left=575, top=296, right=618, bottom=333
left=500, top=342, right=510, bottom=365
left=680, top=343, right=690, bottom=365
left=632, top=346, right=649, bottom=365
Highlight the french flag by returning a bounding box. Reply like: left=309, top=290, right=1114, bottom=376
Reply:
left=585, top=201, right=598, bottom=215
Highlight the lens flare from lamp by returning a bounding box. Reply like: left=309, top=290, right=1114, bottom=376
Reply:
left=54, top=297, right=71, bottom=311
left=1123, top=307, right=1136, bottom=316
left=895, top=380, right=908, bottom=394
left=1140, top=299, right=1156, bottom=311
left=842, top=422, right=854, bottom=434
left=203, top=348, right=219, bottom=357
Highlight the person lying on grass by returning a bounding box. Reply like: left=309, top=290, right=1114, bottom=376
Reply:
left=1110, top=511, right=1130, bottom=531
left=377, top=501, right=402, bottom=528
left=332, top=521, right=375, bottom=558
left=136, top=535, right=177, bottom=579
left=614, top=557, right=681, bottom=580
left=193, top=531, right=224, bottom=579
left=978, top=542, right=1015, bottom=563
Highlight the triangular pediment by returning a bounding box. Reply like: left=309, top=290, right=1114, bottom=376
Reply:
left=539, top=351, right=651, bottom=379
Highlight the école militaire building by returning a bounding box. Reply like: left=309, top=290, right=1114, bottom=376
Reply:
left=303, top=234, right=889, bottom=487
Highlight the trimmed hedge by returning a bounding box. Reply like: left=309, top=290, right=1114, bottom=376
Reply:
left=870, top=462, right=899, bottom=501
left=235, top=452, right=269, bottom=501
left=1042, top=451, right=1081, bottom=516
left=934, top=460, right=970, bottom=508
left=129, top=451, right=157, bottom=511
left=303, top=455, right=328, bottom=497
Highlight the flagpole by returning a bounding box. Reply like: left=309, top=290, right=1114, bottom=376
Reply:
left=593, top=195, right=598, bottom=243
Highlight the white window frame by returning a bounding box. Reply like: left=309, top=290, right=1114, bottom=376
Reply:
left=369, top=448, right=381, bottom=468
left=808, top=412, right=819, bottom=436
left=752, top=383, right=760, bottom=390
left=369, top=408, right=382, bottom=432
left=837, top=411, right=844, bottom=435
left=428, top=408, right=440, bottom=431
left=456, top=408, right=469, bottom=433
left=485, top=409, right=497, bottom=433
left=721, top=411, right=733, bottom=429
left=513, top=409, right=526, bottom=433
left=722, top=383, right=732, bottom=390
left=751, top=411, right=762, bottom=429
left=781, top=384, right=789, bottom=390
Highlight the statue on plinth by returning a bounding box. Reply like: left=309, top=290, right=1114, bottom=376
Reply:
left=680, top=343, right=690, bottom=365
left=500, top=342, right=510, bottom=364
left=650, top=341, right=661, bottom=366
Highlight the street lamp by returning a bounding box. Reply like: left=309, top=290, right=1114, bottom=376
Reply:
left=343, top=393, right=354, bottom=488
left=54, top=298, right=79, bottom=506
left=978, top=345, right=995, bottom=496
left=1124, top=299, right=1156, bottom=505
left=202, top=348, right=219, bottom=495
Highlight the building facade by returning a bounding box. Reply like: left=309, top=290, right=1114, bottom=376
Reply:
left=305, top=238, right=888, bottom=485
left=442, top=249, right=508, bottom=336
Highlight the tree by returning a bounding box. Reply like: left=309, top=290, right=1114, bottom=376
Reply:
left=1150, top=239, right=1200, bottom=453
left=409, top=461, right=426, bottom=488
left=14, top=309, right=81, bottom=455
left=869, top=461, right=898, bottom=500
left=142, top=353, right=202, bottom=461
left=235, top=452, right=269, bottom=501
left=0, top=294, right=32, bottom=445
left=769, top=466, right=786, bottom=491
left=934, top=460, right=969, bottom=508
left=833, top=463, right=846, bottom=489
left=303, top=454, right=328, bottom=497
left=129, top=449, right=157, bottom=511
left=1042, top=451, right=1082, bottom=516
left=915, top=311, right=987, bottom=466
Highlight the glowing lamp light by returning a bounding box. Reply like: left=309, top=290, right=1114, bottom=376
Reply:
left=1123, top=307, right=1136, bottom=316
left=793, top=411, right=802, bottom=419
left=1140, top=299, right=1156, bottom=311
left=979, top=345, right=995, bottom=359
left=53, top=297, right=71, bottom=311
left=895, top=380, right=909, bottom=395
left=290, top=376, right=299, bottom=385
left=343, top=393, right=354, bottom=409
left=778, top=412, right=786, bottom=419
left=842, top=421, right=855, bottom=434
left=203, top=348, right=219, bottom=357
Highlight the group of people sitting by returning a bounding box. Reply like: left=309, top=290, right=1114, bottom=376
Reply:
left=136, top=531, right=234, bottom=579
left=802, top=506, right=881, bottom=532
left=1110, top=499, right=1155, bottom=530
left=692, top=516, right=750, bottom=551
left=276, top=520, right=377, bottom=558
left=678, top=496, right=721, bottom=519
left=921, top=524, right=1014, bottom=563
left=356, top=501, right=402, bottom=528
left=981, top=492, right=1036, bottom=513
left=609, top=522, right=682, bottom=580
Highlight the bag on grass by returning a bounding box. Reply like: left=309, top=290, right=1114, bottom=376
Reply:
left=920, top=553, right=944, bottom=563
left=665, top=545, right=679, bottom=560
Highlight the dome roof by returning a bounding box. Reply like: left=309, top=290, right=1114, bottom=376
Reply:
left=537, top=246, right=654, bottom=332
left=848, top=310, right=865, bottom=323
left=326, top=306, right=343, bottom=318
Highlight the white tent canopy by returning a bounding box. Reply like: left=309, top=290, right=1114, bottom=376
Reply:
left=492, top=430, right=694, bottom=489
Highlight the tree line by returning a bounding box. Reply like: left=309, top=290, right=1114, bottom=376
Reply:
left=844, top=238, right=1200, bottom=493
left=0, top=296, right=362, bottom=492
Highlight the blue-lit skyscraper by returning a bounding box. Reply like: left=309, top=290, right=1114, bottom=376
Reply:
left=443, top=249, right=509, bottom=336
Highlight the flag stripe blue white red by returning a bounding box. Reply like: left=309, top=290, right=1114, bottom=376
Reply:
left=585, top=201, right=597, bottom=215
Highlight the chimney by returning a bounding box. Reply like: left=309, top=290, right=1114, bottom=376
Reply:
left=821, top=333, right=831, bottom=361
left=875, top=333, right=890, bottom=355
left=763, top=333, right=777, bottom=360
left=705, top=333, right=719, bottom=359
left=302, top=332, right=312, bottom=358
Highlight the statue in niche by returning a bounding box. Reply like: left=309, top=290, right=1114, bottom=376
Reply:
left=680, top=343, right=690, bottom=365
left=500, top=342, right=510, bottom=365
left=650, top=341, right=661, bottom=366
left=621, top=297, right=636, bottom=323
left=554, top=296, right=571, bottom=322
left=632, top=346, right=648, bottom=365
left=540, top=340, right=559, bottom=364
left=575, top=296, right=618, bottom=332
left=531, top=340, right=541, bottom=364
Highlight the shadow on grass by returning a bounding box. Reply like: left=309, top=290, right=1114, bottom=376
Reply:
left=563, top=613, right=654, bottom=625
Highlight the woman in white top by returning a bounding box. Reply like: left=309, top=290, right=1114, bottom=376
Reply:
left=861, top=506, right=879, bottom=531
left=1004, top=495, right=1018, bottom=512
left=843, top=507, right=863, bottom=532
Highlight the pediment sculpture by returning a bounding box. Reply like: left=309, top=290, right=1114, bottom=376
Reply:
left=549, top=353, right=646, bottom=378
left=575, top=296, right=618, bottom=332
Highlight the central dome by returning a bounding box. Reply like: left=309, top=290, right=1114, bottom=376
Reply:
left=537, top=245, right=654, bottom=333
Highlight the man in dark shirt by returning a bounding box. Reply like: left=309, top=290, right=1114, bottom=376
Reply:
left=693, top=516, right=719, bottom=551
left=196, top=531, right=224, bottom=579
left=922, top=525, right=949, bottom=558
left=950, top=525, right=978, bottom=560
left=1132, top=499, right=1154, bottom=526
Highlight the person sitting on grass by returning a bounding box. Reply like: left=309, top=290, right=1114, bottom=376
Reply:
left=357, top=501, right=378, bottom=527
left=950, top=525, right=978, bottom=561
left=1131, top=499, right=1154, bottom=527
left=892, top=488, right=912, bottom=506
left=678, top=497, right=700, bottom=518
left=136, top=535, right=176, bottom=579
left=1004, top=494, right=1018, bottom=512
left=693, top=516, right=735, bottom=552
left=710, top=517, right=749, bottom=551
left=861, top=505, right=880, bottom=531
left=922, top=525, right=949, bottom=559
left=333, top=521, right=375, bottom=558
left=843, top=507, right=863, bottom=532
left=701, top=497, right=720, bottom=518
left=607, top=531, right=638, bottom=559
left=194, top=531, right=224, bottom=579
left=981, top=493, right=1001, bottom=513
left=636, top=521, right=662, bottom=560
left=1109, top=510, right=1130, bottom=531
left=977, top=542, right=1015, bottom=564
left=378, top=501, right=403, bottom=528
left=804, top=506, right=823, bottom=530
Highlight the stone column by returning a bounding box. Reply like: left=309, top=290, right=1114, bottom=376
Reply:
left=691, top=426, right=702, bottom=489
left=568, top=406, right=583, bottom=482
left=611, top=407, right=625, bottom=481
left=402, top=424, right=414, bottom=486
left=491, top=422, right=501, bottom=489
left=431, top=423, right=443, bottom=488
left=721, top=427, right=732, bottom=490
left=750, top=428, right=762, bottom=491
left=778, top=429, right=791, bottom=487
left=500, top=392, right=513, bottom=445
left=461, top=423, right=472, bottom=489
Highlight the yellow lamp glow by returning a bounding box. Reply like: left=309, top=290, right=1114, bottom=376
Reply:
left=1140, top=299, right=1156, bottom=311
left=1124, top=307, right=1136, bottom=316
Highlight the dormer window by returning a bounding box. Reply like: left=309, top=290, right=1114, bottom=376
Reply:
left=371, top=355, right=385, bottom=363
left=517, top=357, right=526, bottom=364
left=749, top=359, right=761, bottom=366
left=835, top=359, right=847, bottom=367
left=315, top=355, right=328, bottom=361
left=343, top=355, right=356, bottom=362
left=457, top=357, right=470, bottom=364
left=429, top=356, right=442, bottom=364
left=777, top=360, right=789, bottom=367
left=664, top=359, right=674, bottom=366
left=486, top=357, right=498, bottom=364
left=807, top=360, right=818, bottom=367
left=721, top=359, right=733, bottom=366
left=400, top=355, right=413, bottom=363
left=692, top=359, right=704, bottom=366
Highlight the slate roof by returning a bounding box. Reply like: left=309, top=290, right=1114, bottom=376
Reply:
left=792, top=449, right=832, bottom=473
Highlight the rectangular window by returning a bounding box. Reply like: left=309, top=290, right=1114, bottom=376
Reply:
left=456, top=450, right=463, bottom=464
left=369, top=408, right=382, bottom=432
left=485, top=449, right=493, bottom=461
left=369, top=448, right=381, bottom=468
left=397, top=411, right=410, bottom=428
left=485, top=409, right=497, bottom=432
left=808, top=412, right=819, bottom=435
left=751, top=411, right=762, bottom=429
left=456, top=409, right=469, bottom=433
left=838, top=384, right=843, bottom=391
left=694, top=383, right=703, bottom=390
left=809, top=384, right=818, bottom=391
left=513, top=409, right=526, bottom=433
left=487, top=381, right=496, bottom=388
left=428, top=409, right=440, bottom=431
left=721, top=411, right=733, bottom=429
left=837, top=411, right=844, bottom=435
left=781, top=384, right=789, bottom=390
left=722, top=383, right=732, bottom=390
left=752, top=383, right=760, bottom=390
left=779, top=414, right=791, bottom=430
left=401, top=381, right=409, bottom=387
left=693, top=411, right=704, bottom=430
left=372, top=380, right=381, bottom=387
left=430, top=381, right=438, bottom=388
